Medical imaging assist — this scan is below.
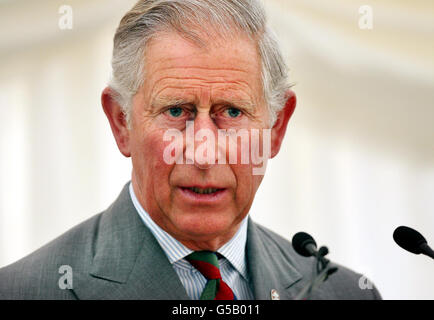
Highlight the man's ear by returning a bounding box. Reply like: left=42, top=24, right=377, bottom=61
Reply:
left=270, top=89, right=297, bottom=158
left=101, top=87, right=131, bottom=157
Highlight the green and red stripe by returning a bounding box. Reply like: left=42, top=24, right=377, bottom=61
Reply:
left=186, top=251, right=235, bottom=300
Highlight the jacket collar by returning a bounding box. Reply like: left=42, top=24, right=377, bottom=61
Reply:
left=73, top=183, right=189, bottom=299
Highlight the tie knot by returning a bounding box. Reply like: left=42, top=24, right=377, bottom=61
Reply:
left=186, top=251, right=221, bottom=280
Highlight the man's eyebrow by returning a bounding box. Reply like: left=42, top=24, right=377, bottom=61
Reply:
left=213, top=98, right=256, bottom=110
left=152, top=96, right=191, bottom=108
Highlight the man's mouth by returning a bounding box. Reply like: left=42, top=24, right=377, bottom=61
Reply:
left=183, top=187, right=224, bottom=195
left=177, top=185, right=229, bottom=203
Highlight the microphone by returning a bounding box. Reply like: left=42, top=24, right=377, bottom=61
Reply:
left=292, top=232, right=338, bottom=300
left=393, top=226, right=434, bottom=260
left=292, top=232, right=317, bottom=257
left=292, top=232, right=331, bottom=261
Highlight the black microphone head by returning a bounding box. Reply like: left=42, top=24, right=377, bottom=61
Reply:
left=292, top=232, right=317, bottom=257
left=393, top=226, right=427, bottom=255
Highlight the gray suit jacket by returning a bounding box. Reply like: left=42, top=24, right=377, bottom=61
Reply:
left=0, top=183, right=381, bottom=300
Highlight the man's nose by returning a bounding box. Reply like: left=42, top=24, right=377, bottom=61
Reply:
left=186, top=112, right=220, bottom=170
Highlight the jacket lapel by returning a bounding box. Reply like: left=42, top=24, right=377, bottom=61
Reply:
left=246, top=219, right=303, bottom=300
left=72, top=183, right=189, bottom=300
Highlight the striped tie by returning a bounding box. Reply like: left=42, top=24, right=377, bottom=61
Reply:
left=186, top=251, right=235, bottom=300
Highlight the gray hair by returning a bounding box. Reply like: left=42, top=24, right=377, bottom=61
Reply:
left=109, top=0, right=291, bottom=127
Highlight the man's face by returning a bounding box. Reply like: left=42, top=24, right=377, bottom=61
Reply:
left=128, top=31, right=272, bottom=249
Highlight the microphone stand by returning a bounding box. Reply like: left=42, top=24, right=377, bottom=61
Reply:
left=294, top=246, right=338, bottom=300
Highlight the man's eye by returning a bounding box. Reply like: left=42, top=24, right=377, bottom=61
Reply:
left=225, top=107, right=242, bottom=118
left=167, top=106, right=184, bottom=118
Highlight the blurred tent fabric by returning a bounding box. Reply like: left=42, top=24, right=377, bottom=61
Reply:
left=0, top=0, right=433, bottom=299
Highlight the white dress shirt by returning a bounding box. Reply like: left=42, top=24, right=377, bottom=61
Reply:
left=129, top=183, right=254, bottom=300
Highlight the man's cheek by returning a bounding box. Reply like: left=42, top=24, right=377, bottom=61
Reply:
left=143, top=132, right=172, bottom=164
left=231, top=164, right=253, bottom=194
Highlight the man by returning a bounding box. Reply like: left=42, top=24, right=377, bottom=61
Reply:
left=0, top=0, right=381, bottom=300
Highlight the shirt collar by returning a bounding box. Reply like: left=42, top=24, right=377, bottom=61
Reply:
left=129, top=182, right=249, bottom=280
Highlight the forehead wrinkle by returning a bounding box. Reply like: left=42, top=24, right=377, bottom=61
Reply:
left=148, top=65, right=252, bottom=87
left=211, top=85, right=258, bottom=108
left=149, top=69, right=255, bottom=87
left=153, top=64, right=251, bottom=75
left=146, top=63, right=253, bottom=88
left=146, top=43, right=255, bottom=73
left=152, top=75, right=245, bottom=88
left=151, top=84, right=202, bottom=100
left=149, top=76, right=255, bottom=105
